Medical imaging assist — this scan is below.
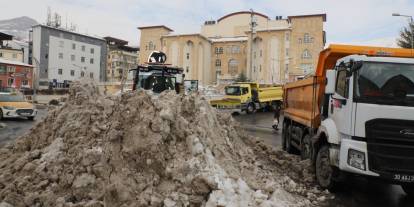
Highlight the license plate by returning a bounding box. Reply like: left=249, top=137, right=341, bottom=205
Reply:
left=394, top=174, right=414, bottom=182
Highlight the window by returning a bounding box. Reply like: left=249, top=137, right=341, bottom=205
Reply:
left=148, top=41, right=154, bottom=50
left=45, top=54, right=48, bottom=59
left=59, top=53, right=63, bottom=59
left=72, top=43, right=76, bottom=49
left=218, top=47, right=223, bottom=54
left=336, top=69, right=349, bottom=98
left=90, top=48, right=94, bottom=54
left=186, top=53, right=190, bottom=60
left=301, top=64, right=313, bottom=75
left=304, top=33, right=312, bottom=43
left=82, top=45, right=85, bottom=51
left=215, top=47, right=219, bottom=54
left=71, top=55, right=75, bottom=61
left=215, top=59, right=221, bottom=66
left=90, top=72, right=94, bottom=79
left=7, top=78, right=14, bottom=86
left=81, top=71, right=85, bottom=77
left=7, top=66, right=16, bottom=73
left=186, top=66, right=189, bottom=73
left=231, top=46, right=240, bottom=54
left=260, top=50, right=263, bottom=57
left=302, top=49, right=312, bottom=59
left=254, top=52, right=256, bottom=59
left=90, top=58, right=94, bottom=64
left=285, top=32, right=290, bottom=41
left=0, top=53, right=2, bottom=57
left=0, top=65, right=5, bottom=74
left=286, top=49, right=289, bottom=56
left=58, top=69, right=63, bottom=75
left=259, top=65, right=262, bottom=72
left=70, top=70, right=75, bottom=76
left=228, top=59, right=238, bottom=76
left=12, top=53, right=17, bottom=59
left=59, top=41, right=64, bottom=48
left=81, top=57, right=85, bottom=63
left=298, top=38, right=302, bottom=44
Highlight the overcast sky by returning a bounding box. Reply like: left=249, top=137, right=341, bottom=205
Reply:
left=1, top=0, right=413, bottom=47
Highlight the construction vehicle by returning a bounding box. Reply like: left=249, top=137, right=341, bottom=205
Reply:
left=282, top=44, right=414, bottom=195
left=131, top=51, right=187, bottom=94
left=210, top=82, right=283, bottom=114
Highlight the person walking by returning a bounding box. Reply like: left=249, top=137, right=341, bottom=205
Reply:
left=272, top=104, right=281, bottom=130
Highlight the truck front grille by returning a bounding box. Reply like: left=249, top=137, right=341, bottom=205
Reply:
left=366, top=119, right=414, bottom=174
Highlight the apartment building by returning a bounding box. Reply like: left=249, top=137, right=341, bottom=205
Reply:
left=105, top=37, right=139, bottom=82
left=30, top=25, right=107, bottom=89
left=0, top=32, right=24, bottom=63
left=139, top=11, right=326, bottom=85
left=0, top=58, right=33, bottom=89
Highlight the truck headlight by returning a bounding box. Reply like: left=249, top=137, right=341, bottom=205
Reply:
left=348, top=149, right=366, bottom=171
left=2, top=106, right=16, bottom=110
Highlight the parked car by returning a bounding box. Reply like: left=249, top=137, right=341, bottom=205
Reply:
left=0, top=92, right=37, bottom=120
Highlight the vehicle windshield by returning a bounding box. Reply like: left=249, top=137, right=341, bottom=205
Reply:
left=141, top=75, right=176, bottom=93
left=225, top=86, right=241, bottom=96
left=0, top=94, right=26, bottom=102
left=355, top=61, right=414, bottom=106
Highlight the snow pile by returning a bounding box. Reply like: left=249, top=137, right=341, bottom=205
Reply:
left=0, top=81, right=329, bottom=206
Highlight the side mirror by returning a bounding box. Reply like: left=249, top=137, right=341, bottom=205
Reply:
left=325, top=69, right=336, bottom=94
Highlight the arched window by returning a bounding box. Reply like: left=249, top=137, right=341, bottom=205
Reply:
left=228, top=59, right=238, bottom=76
left=215, top=59, right=221, bottom=66
left=302, top=49, right=312, bottom=59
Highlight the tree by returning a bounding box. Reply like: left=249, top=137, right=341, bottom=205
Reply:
left=235, top=72, right=249, bottom=82
left=397, top=21, right=414, bottom=48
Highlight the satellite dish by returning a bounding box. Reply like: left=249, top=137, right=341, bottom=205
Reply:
left=148, top=51, right=167, bottom=63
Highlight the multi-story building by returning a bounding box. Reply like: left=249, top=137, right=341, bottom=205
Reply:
left=0, top=58, right=33, bottom=89
left=105, top=37, right=139, bottom=82
left=30, top=25, right=107, bottom=89
left=138, top=11, right=326, bottom=85
left=0, top=32, right=25, bottom=63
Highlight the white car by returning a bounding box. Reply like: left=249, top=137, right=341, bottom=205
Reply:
left=0, top=92, right=37, bottom=120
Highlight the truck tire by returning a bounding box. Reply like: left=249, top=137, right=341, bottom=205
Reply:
left=246, top=103, right=255, bottom=114
left=285, top=125, right=294, bottom=153
left=301, top=134, right=312, bottom=160
left=402, top=185, right=414, bottom=196
left=282, top=122, right=288, bottom=150
left=315, top=145, right=341, bottom=192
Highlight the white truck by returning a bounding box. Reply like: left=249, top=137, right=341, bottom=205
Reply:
left=282, top=44, right=414, bottom=194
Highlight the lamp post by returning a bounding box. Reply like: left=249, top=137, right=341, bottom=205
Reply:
left=393, top=13, right=414, bottom=50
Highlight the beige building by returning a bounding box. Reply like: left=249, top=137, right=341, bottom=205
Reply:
left=105, top=37, right=139, bottom=82
left=139, top=11, right=326, bottom=85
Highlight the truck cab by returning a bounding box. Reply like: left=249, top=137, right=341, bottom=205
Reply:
left=322, top=55, right=414, bottom=192
left=282, top=45, right=414, bottom=195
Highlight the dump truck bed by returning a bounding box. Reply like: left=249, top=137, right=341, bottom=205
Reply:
left=283, top=44, right=414, bottom=129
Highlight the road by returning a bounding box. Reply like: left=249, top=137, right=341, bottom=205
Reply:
left=0, top=107, right=48, bottom=147
left=234, top=111, right=414, bottom=207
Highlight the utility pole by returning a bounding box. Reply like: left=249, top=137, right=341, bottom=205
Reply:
left=249, top=9, right=257, bottom=81
left=32, top=57, right=40, bottom=103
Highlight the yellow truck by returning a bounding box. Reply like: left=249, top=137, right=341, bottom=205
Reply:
left=210, top=82, right=283, bottom=114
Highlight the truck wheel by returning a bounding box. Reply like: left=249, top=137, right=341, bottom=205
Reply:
left=402, top=185, right=414, bottom=196
left=246, top=103, right=255, bottom=114
left=285, top=125, right=294, bottom=153
left=301, top=134, right=312, bottom=160
left=282, top=122, right=288, bottom=150
left=316, top=145, right=341, bottom=191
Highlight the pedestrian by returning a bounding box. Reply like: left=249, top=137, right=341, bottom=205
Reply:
left=272, top=103, right=281, bottom=130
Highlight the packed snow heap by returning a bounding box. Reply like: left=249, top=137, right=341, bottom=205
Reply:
left=0, top=81, right=328, bottom=207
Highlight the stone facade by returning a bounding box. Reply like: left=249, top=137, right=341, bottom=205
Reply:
left=138, top=11, right=326, bottom=85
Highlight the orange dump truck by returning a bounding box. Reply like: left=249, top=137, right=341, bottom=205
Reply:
left=282, top=44, right=414, bottom=194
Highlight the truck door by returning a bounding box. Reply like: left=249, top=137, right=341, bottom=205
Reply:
left=329, top=68, right=353, bottom=135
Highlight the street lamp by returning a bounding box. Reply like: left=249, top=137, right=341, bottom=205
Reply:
left=392, top=13, right=414, bottom=50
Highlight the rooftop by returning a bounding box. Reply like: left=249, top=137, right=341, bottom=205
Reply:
left=32, top=24, right=105, bottom=42
left=0, top=32, right=13, bottom=41
left=0, top=58, right=33, bottom=67
left=137, top=25, right=174, bottom=32
left=104, top=36, right=128, bottom=46
left=287, top=14, right=327, bottom=22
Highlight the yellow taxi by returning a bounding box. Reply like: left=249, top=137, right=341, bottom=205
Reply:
left=0, top=92, right=37, bottom=120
